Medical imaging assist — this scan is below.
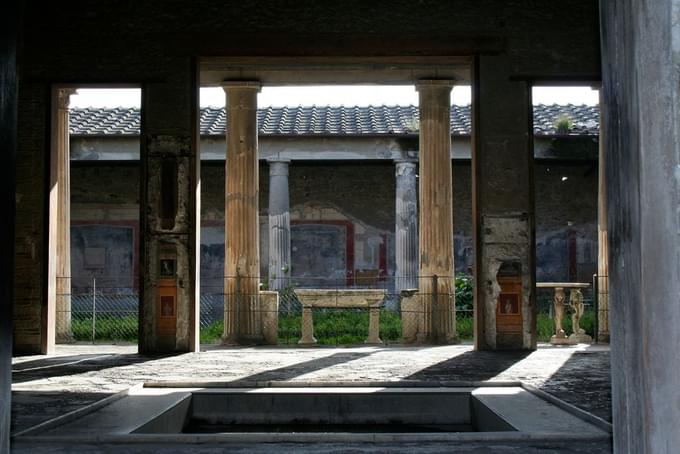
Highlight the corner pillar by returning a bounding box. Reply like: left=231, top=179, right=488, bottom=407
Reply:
left=394, top=159, right=418, bottom=291
left=222, top=81, right=263, bottom=344
left=601, top=0, right=680, bottom=450
left=472, top=55, right=536, bottom=351
left=416, top=80, right=456, bottom=344
left=139, top=61, right=200, bottom=354
left=268, top=159, right=291, bottom=290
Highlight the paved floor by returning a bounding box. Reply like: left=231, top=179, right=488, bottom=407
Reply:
left=10, top=342, right=612, bottom=452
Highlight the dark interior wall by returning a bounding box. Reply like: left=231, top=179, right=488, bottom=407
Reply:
left=1, top=0, right=18, bottom=449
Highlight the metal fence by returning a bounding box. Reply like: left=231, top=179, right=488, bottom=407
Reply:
left=55, top=274, right=609, bottom=346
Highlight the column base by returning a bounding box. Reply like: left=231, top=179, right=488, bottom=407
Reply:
left=56, top=332, right=75, bottom=343
left=298, top=336, right=317, bottom=346
left=568, top=332, right=593, bottom=344
left=550, top=331, right=575, bottom=345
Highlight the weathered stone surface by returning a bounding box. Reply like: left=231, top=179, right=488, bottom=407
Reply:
left=601, top=0, right=680, bottom=451
left=10, top=343, right=613, bottom=436
left=417, top=80, right=456, bottom=344
left=259, top=291, right=279, bottom=345
left=395, top=160, right=418, bottom=291
left=139, top=65, right=200, bottom=354
left=473, top=55, right=535, bottom=351
left=267, top=159, right=291, bottom=290
left=222, top=82, right=263, bottom=345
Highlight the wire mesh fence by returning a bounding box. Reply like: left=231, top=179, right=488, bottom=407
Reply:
left=54, top=274, right=608, bottom=346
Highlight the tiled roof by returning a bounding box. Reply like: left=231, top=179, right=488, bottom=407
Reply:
left=69, top=104, right=599, bottom=137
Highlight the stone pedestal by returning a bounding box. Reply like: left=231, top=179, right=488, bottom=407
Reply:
left=268, top=159, right=291, bottom=290
left=222, top=81, right=263, bottom=345
left=139, top=65, right=200, bottom=354
left=53, top=88, right=76, bottom=343
left=416, top=80, right=456, bottom=344
left=395, top=160, right=418, bottom=292
left=259, top=290, right=279, bottom=345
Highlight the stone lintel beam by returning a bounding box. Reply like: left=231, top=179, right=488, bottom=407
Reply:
left=222, top=80, right=264, bottom=344
left=416, top=79, right=456, bottom=344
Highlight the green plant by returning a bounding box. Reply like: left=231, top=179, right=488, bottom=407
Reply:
left=554, top=114, right=573, bottom=134
left=454, top=273, right=474, bottom=312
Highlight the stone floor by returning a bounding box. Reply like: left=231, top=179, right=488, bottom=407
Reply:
left=10, top=342, right=612, bottom=453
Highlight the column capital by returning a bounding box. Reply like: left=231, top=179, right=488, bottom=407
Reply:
left=268, top=158, right=290, bottom=176
left=394, top=159, right=417, bottom=176
left=267, top=157, right=291, bottom=164
left=415, top=79, right=455, bottom=92
left=56, top=88, right=78, bottom=110
left=221, top=80, right=262, bottom=93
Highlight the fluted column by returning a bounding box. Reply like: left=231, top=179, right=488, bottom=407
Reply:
left=55, top=88, right=76, bottom=342
left=597, top=90, right=610, bottom=343
left=416, top=80, right=456, bottom=343
left=222, top=81, right=263, bottom=344
left=268, top=159, right=291, bottom=290
left=395, top=160, right=418, bottom=291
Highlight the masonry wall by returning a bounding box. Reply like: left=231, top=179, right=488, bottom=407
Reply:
left=71, top=159, right=597, bottom=292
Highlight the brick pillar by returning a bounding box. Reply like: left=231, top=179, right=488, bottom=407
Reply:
left=472, top=55, right=536, bottom=351
left=222, top=81, right=263, bottom=344
left=139, top=60, right=200, bottom=354
left=416, top=80, right=456, bottom=344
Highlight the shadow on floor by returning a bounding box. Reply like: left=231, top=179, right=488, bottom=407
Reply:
left=11, top=390, right=115, bottom=434
left=406, top=350, right=531, bottom=382
left=239, top=351, right=376, bottom=382
left=12, top=353, right=166, bottom=384
left=538, top=350, right=612, bottom=422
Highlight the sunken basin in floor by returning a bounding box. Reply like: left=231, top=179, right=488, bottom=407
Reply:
left=16, top=383, right=611, bottom=443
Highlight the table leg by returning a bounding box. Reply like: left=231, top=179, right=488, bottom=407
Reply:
left=366, top=306, right=383, bottom=344
left=298, top=306, right=317, bottom=345
left=550, top=287, right=573, bottom=345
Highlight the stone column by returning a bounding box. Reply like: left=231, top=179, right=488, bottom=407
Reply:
left=54, top=88, right=76, bottom=343
left=472, top=55, right=535, bottom=351
left=268, top=158, right=291, bottom=291
left=416, top=80, right=456, bottom=344
left=139, top=62, right=200, bottom=354
left=596, top=90, right=609, bottom=343
left=222, top=81, right=263, bottom=344
left=394, top=159, right=418, bottom=291
left=601, top=1, right=680, bottom=450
